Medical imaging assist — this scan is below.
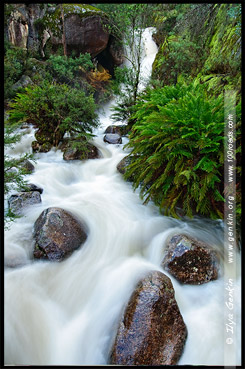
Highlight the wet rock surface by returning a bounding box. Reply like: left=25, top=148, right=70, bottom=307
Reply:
left=104, top=125, right=130, bottom=136
left=103, top=133, right=122, bottom=144
left=33, top=207, right=88, bottom=261
left=61, top=140, right=100, bottom=161
left=8, top=191, right=41, bottom=215
left=116, top=156, right=131, bottom=176
left=21, top=159, right=35, bottom=173
left=109, top=270, right=187, bottom=365
left=161, top=234, right=219, bottom=284
left=21, top=183, right=43, bottom=194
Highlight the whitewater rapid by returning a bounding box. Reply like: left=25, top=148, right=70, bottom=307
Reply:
left=4, top=28, right=241, bottom=366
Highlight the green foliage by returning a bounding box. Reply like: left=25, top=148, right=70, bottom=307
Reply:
left=8, top=81, right=98, bottom=147
left=4, top=123, right=34, bottom=226
left=124, top=82, right=240, bottom=220
left=110, top=66, right=139, bottom=123
left=153, top=35, right=202, bottom=85
left=46, top=53, right=94, bottom=82
left=4, top=46, right=27, bottom=99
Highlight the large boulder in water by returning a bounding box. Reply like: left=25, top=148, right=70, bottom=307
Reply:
left=104, top=125, right=130, bottom=136
left=103, top=133, right=122, bottom=144
left=33, top=207, right=88, bottom=261
left=8, top=191, right=41, bottom=215
left=109, top=270, right=187, bottom=365
left=161, top=234, right=219, bottom=284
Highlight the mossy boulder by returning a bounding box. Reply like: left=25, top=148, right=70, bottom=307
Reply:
left=42, top=4, right=110, bottom=57
left=152, top=4, right=241, bottom=93
left=59, top=138, right=101, bottom=161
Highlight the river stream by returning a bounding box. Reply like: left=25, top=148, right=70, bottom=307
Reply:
left=4, top=28, right=241, bottom=366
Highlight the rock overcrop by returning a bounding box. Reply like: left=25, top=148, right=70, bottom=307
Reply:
left=33, top=207, right=88, bottom=261
left=161, top=234, right=219, bottom=284
left=110, top=270, right=187, bottom=365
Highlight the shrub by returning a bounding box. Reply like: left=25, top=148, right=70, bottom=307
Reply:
left=8, top=81, right=98, bottom=147
left=4, top=46, right=27, bottom=99
left=4, top=123, right=34, bottom=226
left=124, top=82, right=241, bottom=220
left=46, top=53, right=94, bottom=84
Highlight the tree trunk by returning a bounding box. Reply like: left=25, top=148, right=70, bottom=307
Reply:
left=61, top=6, right=67, bottom=57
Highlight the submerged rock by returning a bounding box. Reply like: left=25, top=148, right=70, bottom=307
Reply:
left=109, top=270, right=187, bottom=365
left=8, top=191, right=41, bottom=215
left=33, top=207, right=88, bottom=261
left=161, top=234, right=219, bottom=284
left=103, top=133, right=122, bottom=144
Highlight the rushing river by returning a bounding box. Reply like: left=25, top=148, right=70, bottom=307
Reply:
left=4, top=28, right=241, bottom=366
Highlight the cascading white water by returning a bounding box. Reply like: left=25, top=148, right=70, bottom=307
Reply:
left=4, top=28, right=241, bottom=366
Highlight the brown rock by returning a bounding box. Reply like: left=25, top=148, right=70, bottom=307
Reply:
left=161, top=234, right=219, bottom=284
left=8, top=9, right=29, bottom=48
left=50, top=14, right=109, bottom=58
left=109, top=270, right=187, bottom=365
left=33, top=207, right=88, bottom=261
left=108, top=37, right=124, bottom=66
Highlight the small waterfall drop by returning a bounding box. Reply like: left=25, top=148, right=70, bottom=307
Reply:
left=4, top=28, right=241, bottom=366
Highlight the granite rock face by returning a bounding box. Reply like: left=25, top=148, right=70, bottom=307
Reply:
left=161, top=234, right=219, bottom=284
left=110, top=270, right=187, bottom=365
left=33, top=207, right=88, bottom=261
left=63, top=15, right=109, bottom=57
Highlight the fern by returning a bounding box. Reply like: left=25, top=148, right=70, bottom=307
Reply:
left=123, top=82, right=241, bottom=219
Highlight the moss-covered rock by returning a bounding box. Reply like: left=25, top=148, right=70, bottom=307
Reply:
left=152, top=4, right=241, bottom=95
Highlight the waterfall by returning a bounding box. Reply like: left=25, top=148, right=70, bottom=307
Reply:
left=4, top=28, right=241, bottom=366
